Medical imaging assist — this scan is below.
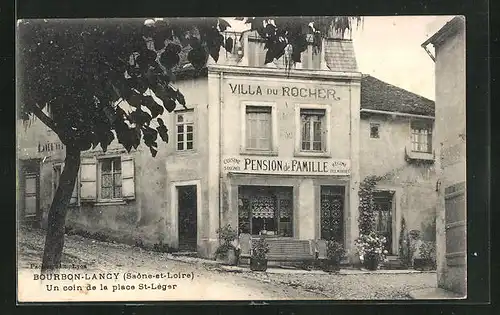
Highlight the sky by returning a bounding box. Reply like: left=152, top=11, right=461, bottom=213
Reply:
left=225, top=16, right=456, bottom=101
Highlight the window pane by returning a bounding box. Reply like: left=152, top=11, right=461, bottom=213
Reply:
left=312, top=141, right=322, bottom=151
left=177, top=114, right=184, bottom=123
left=114, top=186, right=122, bottom=198
left=113, top=173, right=121, bottom=187
left=185, top=113, right=193, bottom=123
left=113, top=158, right=121, bottom=171
left=186, top=141, right=193, bottom=150
left=187, top=132, right=193, bottom=141
left=177, top=125, right=184, bottom=133
left=313, top=121, right=322, bottom=141
left=186, top=125, right=193, bottom=133
left=101, top=174, right=112, bottom=188
left=101, top=187, right=112, bottom=199
left=302, top=140, right=310, bottom=150
left=177, top=134, right=184, bottom=142
left=25, top=176, right=36, bottom=194
left=25, top=196, right=37, bottom=215
left=177, top=143, right=184, bottom=151
left=101, top=159, right=111, bottom=172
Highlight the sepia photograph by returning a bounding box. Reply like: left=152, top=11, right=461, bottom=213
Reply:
left=16, top=15, right=467, bottom=302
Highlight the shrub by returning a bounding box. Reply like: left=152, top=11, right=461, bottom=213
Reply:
left=419, top=241, right=436, bottom=262
left=326, top=240, right=345, bottom=261
left=398, top=217, right=412, bottom=267
left=214, top=224, right=238, bottom=257
left=354, top=232, right=387, bottom=261
left=251, top=236, right=269, bottom=260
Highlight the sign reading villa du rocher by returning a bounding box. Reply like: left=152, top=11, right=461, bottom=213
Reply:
left=222, top=156, right=350, bottom=176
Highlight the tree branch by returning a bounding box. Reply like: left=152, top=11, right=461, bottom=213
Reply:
left=30, top=103, right=61, bottom=135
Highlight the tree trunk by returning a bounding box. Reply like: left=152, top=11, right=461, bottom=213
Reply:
left=41, top=146, right=81, bottom=271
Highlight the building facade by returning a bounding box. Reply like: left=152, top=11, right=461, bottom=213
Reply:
left=423, top=16, right=466, bottom=296
left=17, top=28, right=437, bottom=260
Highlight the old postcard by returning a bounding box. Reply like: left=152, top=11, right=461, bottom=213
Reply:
left=16, top=15, right=466, bottom=302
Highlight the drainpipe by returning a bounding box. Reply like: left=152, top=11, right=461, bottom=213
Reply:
left=218, top=71, right=224, bottom=232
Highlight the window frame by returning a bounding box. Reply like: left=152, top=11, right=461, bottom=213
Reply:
left=241, top=101, right=278, bottom=155
left=294, top=104, right=331, bottom=157
left=370, top=122, right=381, bottom=139
left=410, top=119, right=433, bottom=153
left=175, top=109, right=195, bottom=152
left=97, top=155, right=123, bottom=202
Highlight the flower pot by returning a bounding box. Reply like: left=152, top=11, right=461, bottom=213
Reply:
left=250, top=258, right=268, bottom=271
left=216, top=248, right=238, bottom=266
left=363, top=255, right=379, bottom=270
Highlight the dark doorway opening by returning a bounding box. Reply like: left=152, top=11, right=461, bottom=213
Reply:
left=320, top=186, right=345, bottom=243
left=177, top=185, right=197, bottom=251
left=373, top=191, right=394, bottom=254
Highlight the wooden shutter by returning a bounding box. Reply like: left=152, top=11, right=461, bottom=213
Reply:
left=121, top=155, right=135, bottom=200
left=80, top=157, right=97, bottom=201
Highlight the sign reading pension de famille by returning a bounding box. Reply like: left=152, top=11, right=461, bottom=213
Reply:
left=222, top=156, right=350, bottom=175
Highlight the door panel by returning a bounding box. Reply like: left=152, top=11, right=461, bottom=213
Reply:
left=320, top=186, right=344, bottom=242
left=178, top=185, right=197, bottom=251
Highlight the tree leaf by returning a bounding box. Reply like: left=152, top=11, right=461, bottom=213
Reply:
left=224, top=37, right=233, bottom=52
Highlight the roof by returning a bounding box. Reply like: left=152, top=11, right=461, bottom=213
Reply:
left=421, top=16, right=465, bottom=48
left=324, top=39, right=358, bottom=72
left=360, top=75, right=435, bottom=116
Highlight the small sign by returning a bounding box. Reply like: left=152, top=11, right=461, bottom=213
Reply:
left=222, top=156, right=350, bottom=176
left=228, top=83, right=340, bottom=101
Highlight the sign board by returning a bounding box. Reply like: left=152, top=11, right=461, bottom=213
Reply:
left=228, top=83, right=341, bottom=101
left=222, top=156, right=350, bottom=176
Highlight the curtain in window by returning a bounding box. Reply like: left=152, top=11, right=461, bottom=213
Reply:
left=251, top=196, right=275, bottom=219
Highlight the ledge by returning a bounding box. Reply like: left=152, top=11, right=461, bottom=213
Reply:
left=208, top=64, right=362, bottom=81
left=239, top=150, right=279, bottom=157
left=405, top=147, right=435, bottom=163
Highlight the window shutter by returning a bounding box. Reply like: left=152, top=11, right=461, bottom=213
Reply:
left=80, top=157, right=97, bottom=201
left=121, top=155, right=135, bottom=200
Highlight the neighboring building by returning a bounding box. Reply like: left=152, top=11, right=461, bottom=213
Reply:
left=17, top=28, right=436, bottom=260
left=422, top=16, right=466, bottom=296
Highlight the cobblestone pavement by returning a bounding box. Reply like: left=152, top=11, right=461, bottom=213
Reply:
left=17, top=228, right=436, bottom=300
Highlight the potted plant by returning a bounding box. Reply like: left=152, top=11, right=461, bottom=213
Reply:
left=250, top=236, right=269, bottom=271
left=414, top=241, right=436, bottom=271
left=323, top=240, right=345, bottom=272
left=354, top=232, right=387, bottom=270
left=214, top=224, right=239, bottom=266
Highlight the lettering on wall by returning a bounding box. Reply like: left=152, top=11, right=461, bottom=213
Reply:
left=228, top=83, right=340, bottom=100
left=38, top=142, right=65, bottom=153
left=222, top=156, right=350, bottom=176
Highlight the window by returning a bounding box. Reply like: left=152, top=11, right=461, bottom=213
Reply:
left=176, top=110, right=194, bottom=151
left=370, top=123, right=380, bottom=138
left=300, top=108, right=326, bottom=151
left=411, top=121, right=432, bottom=153
left=238, top=186, right=293, bottom=237
left=99, top=157, right=122, bottom=200
left=246, top=106, right=272, bottom=151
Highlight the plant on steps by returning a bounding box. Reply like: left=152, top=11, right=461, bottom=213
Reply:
left=398, top=217, right=412, bottom=268
left=215, top=224, right=239, bottom=266
left=250, top=236, right=269, bottom=272
left=324, top=240, right=345, bottom=272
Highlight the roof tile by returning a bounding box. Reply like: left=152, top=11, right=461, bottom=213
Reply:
left=360, top=75, right=435, bottom=116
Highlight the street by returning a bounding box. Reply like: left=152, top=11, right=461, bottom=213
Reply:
left=17, top=228, right=437, bottom=301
